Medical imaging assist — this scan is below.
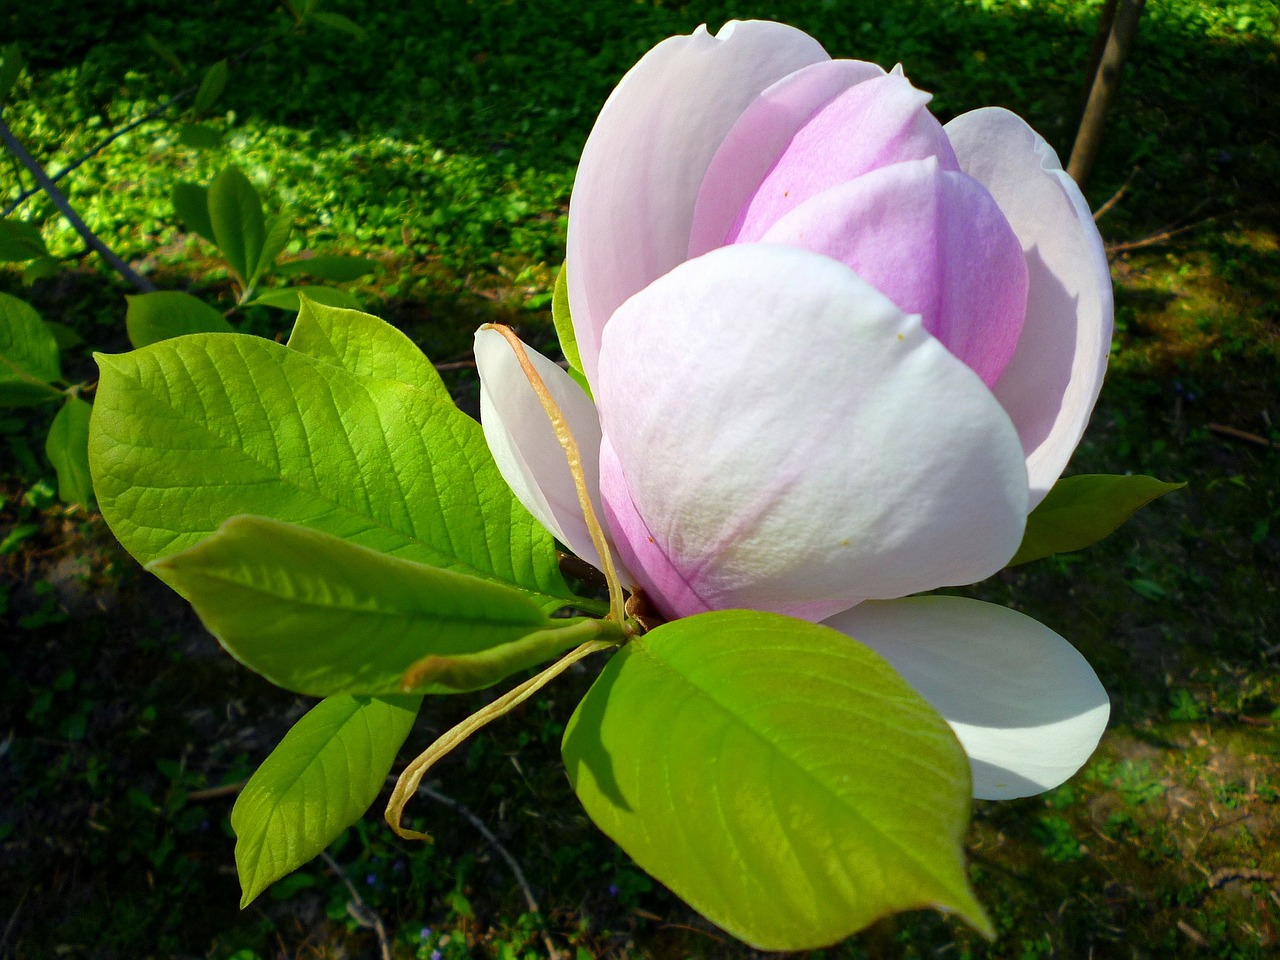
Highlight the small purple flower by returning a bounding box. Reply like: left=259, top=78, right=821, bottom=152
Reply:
left=419, top=926, right=432, bottom=941
left=607, top=883, right=619, bottom=897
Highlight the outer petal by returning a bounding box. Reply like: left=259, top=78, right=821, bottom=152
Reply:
left=687, top=58, right=886, bottom=259
left=824, top=597, right=1110, bottom=800
left=567, top=20, right=829, bottom=384
left=944, top=108, right=1113, bottom=509
left=474, top=327, right=622, bottom=579
left=759, top=157, right=1028, bottom=387
left=595, top=244, right=1028, bottom=622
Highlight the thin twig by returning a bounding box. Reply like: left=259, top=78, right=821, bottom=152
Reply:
left=319, top=850, right=392, bottom=960
left=1, top=893, right=25, bottom=953
left=433, top=360, right=477, bottom=371
left=1208, top=423, right=1280, bottom=450
left=0, top=116, right=154, bottom=291
left=186, top=779, right=249, bottom=802
left=1092, top=166, right=1139, bottom=221
left=418, top=783, right=561, bottom=960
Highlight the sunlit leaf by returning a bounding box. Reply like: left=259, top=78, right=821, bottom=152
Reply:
left=563, top=609, right=989, bottom=950
left=1009, top=474, right=1186, bottom=566
left=285, top=297, right=449, bottom=402
left=153, top=515, right=584, bottom=695
left=90, top=332, right=579, bottom=610
left=551, top=261, right=590, bottom=395
left=249, top=212, right=293, bottom=286
left=233, top=694, right=420, bottom=906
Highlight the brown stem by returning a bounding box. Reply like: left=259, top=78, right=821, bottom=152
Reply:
left=1068, top=0, right=1147, bottom=191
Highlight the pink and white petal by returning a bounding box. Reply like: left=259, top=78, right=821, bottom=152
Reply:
left=687, top=58, right=886, bottom=259
left=944, top=108, right=1113, bottom=509
left=728, top=70, right=961, bottom=246
left=567, top=20, right=829, bottom=384
left=825, top=597, right=1110, bottom=800
left=595, top=244, right=1028, bottom=623
left=473, top=327, right=623, bottom=579
left=759, top=157, right=1028, bottom=387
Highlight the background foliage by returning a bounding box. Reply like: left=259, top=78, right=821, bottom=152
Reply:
left=2, top=0, right=1278, bottom=958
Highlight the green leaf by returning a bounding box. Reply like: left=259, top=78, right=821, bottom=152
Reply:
left=177, top=122, right=222, bottom=150
left=309, top=11, right=367, bottom=39
left=172, top=181, right=215, bottom=244
left=144, top=34, right=186, bottom=75
left=0, top=218, right=49, bottom=262
left=551, top=262, right=590, bottom=395
left=247, top=285, right=361, bottom=312
left=232, top=694, right=419, bottom=907
left=45, top=397, right=94, bottom=507
left=151, top=515, right=587, bottom=695
left=562, top=610, right=989, bottom=950
left=90, top=332, right=580, bottom=611
left=1009, top=474, right=1186, bottom=566
left=275, top=254, right=378, bottom=283
left=22, top=256, right=61, bottom=284
left=0, top=292, right=62, bottom=407
left=286, top=297, right=449, bottom=402
left=125, top=291, right=234, bottom=348
left=0, top=43, right=25, bottom=107
left=208, top=166, right=266, bottom=286
left=249, top=212, right=293, bottom=286
left=44, top=321, right=83, bottom=351
left=192, top=59, right=228, bottom=114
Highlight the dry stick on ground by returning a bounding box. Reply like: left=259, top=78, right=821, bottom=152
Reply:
left=1207, top=423, right=1280, bottom=451
left=319, top=850, right=393, bottom=960
left=0, top=116, right=155, bottom=292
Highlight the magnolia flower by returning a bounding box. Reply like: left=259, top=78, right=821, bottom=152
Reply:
left=475, top=21, right=1112, bottom=799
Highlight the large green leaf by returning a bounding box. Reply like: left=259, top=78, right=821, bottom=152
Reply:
left=232, top=694, right=419, bottom=906
left=1009, top=473, right=1185, bottom=566
left=551, top=262, right=590, bottom=395
left=125, top=291, right=234, bottom=348
left=0, top=292, right=62, bottom=407
left=45, top=396, right=94, bottom=507
left=172, top=181, right=215, bottom=244
left=562, top=610, right=989, bottom=950
left=208, top=166, right=266, bottom=285
left=153, top=515, right=589, bottom=695
left=286, top=297, right=449, bottom=402
left=90, top=332, right=578, bottom=610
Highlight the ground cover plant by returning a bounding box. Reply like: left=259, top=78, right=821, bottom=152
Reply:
left=2, top=1, right=1279, bottom=958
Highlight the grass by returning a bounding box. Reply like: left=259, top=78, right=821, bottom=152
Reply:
left=2, top=0, right=1279, bottom=957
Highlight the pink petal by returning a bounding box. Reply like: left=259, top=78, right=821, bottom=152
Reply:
left=567, top=21, right=829, bottom=385
left=759, top=158, right=1027, bottom=387
left=687, top=58, right=886, bottom=260
left=595, top=244, right=1028, bottom=622
left=728, top=70, right=960, bottom=246
left=473, top=327, right=625, bottom=581
left=825, top=597, right=1110, bottom=800
left=944, top=108, right=1113, bottom=508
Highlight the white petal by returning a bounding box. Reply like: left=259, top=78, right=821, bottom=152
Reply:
left=567, top=20, right=829, bottom=383
left=825, top=597, right=1110, bottom=799
left=595, top=244, right=1028, bottom=622
left=944, top=108, right=1113, bottom=509
left=473, top=327, right=621, bottom=578
left=687, top=58, right=886, bottom=259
